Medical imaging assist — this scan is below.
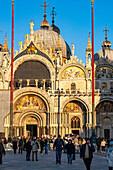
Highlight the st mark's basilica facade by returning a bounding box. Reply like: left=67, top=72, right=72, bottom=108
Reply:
left=0, top=4, right=113, bottom=140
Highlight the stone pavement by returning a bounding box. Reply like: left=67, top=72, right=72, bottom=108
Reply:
left=0, top=150, right=108, bottom=170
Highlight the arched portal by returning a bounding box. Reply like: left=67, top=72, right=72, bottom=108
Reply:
left=19, top=111, right=44, bottom=138
left=96, top=100, right=113, bottom=139
left=3, top=93, right=49, bottom=138
left=63, top=100, right=87, bottom=137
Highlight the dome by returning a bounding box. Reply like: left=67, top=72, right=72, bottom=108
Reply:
left=102, top=40, right=111, bottom=48
left=50, top=24, right=60, bottom=34
left=40, top=18, right=49, bottom=29
left=34, top=29, right=71, bottom=59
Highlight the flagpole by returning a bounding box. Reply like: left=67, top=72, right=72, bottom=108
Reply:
left=91, top=0, right=95, bottom=140
left=10, top=0, right=14, bottom=139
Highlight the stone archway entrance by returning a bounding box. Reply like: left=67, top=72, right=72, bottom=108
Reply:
left=22, top=115, right=39, bottom=137
left=63, top=100, right=87, bottom=137
left=96, top=100, right=113, bottom=139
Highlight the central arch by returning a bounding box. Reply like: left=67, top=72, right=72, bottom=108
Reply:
left=19, top=111, right=44, bottom=137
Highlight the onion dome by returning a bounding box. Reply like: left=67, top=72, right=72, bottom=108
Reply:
left=102, top=40, right=111, bottom=49
left=51, top=24, right=60, bottom=34
left=102, top=25, right=111, bottom=49
left=40, top=12, right=49, bottom=29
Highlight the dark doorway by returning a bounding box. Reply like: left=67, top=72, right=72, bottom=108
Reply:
left=104, top=129, right=110, bottom=139
left=72, top=130, right=79, bottom=135
left=26, top=125, right=37, bottom=137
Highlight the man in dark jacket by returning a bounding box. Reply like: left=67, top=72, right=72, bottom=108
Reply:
left=65, top=139, right=75, bottom=164
left=80, top=138, right=95, bottom=170
left=53, top=135, right=64, bottom=164
left=0, top=138, right=5, bottom=164
left=26, top=139, right=32, bottom=161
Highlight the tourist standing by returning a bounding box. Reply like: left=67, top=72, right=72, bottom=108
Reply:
left=18, top=138, right=23, bottom=154
left=101, top=138, right=106, bottom=153
left=3, top=138, right=7, bottom=150
left=107, top=141, right=113, bottom=170
left=31, top=137, right=39, bottom=161
left=40, top=138, right=44, bottom=155
left=26, top=139, right=32, bottom=161
left=96, top=137, right=101, bottom=152
left=65, top=139, right=75, bottom=164
left=44, top=138, right=48, bottom=154
left=0, top=138, right=5, bottom=164
left=12, top=138, right=17, bottom=154
left=80, top=138, right=95, bottom=170
left=53, top=135, right=64, bottom=164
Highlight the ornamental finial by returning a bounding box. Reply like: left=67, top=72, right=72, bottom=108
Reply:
left=91, top=0, right=94, bottom=5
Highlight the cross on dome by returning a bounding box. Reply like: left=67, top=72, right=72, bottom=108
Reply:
left=41, top=0, right=50, bottom=13
left=50, top=7, right=56, bottom=26
left=103, top=24, right=109, bottom=41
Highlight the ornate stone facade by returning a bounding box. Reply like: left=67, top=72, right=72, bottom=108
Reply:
left=0, top=14, right=113, bottom=140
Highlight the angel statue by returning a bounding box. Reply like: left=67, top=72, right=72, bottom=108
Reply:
left=71, top=44, right=75, bottom=56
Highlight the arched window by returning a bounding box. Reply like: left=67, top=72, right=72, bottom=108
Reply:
left=71, top=83, right=76, bottom=90
left=14, top=61, right=50, bottom=80
left=71, top=117, right=80, bottom=128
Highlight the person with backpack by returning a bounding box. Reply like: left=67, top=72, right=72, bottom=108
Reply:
left=31, top=137, right=39, bottom=161
left=65, top=139, right=75, bottom=164
left=53, top=135, right=64, bottom=164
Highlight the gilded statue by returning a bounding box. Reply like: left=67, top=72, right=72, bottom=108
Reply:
left=71, top=44, right=75, bottom=56
left=30, top=20, right=34, bottom=35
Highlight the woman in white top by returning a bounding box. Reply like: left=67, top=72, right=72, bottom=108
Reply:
left=101, top=138, right=106, bottom=153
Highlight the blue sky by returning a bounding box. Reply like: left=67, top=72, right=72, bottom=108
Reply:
left=0, top=0, right=113, bottom=64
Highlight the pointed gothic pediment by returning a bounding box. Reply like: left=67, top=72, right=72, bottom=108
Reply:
left=14, top=42, right=53, bottom=64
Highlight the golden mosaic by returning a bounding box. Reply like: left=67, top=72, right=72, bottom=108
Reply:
left=14, top=94, right=46, bottom=111
left=61, top=66, right=85, bottom=79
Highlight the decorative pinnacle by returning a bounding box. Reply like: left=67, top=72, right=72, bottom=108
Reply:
left=91, top=0, right=94, bottom=5
left=50, top=7, right=57, bottom=26
left=103, top=24, right=109, bottom=41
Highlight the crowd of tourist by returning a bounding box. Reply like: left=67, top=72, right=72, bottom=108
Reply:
left=0, top=135, right=113, bottom=170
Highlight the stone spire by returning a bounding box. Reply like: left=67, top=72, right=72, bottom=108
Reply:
left=86, top=32, right=92, bottom=53
left=3, top=33, right=9, bottom=52
left=86, top=33, right=92, bottom=66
